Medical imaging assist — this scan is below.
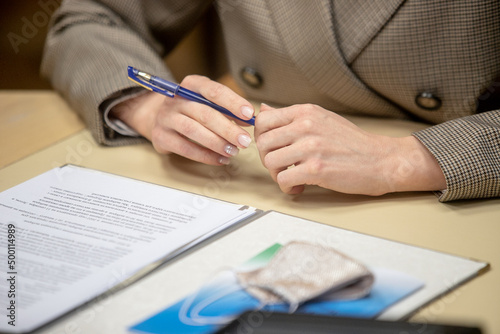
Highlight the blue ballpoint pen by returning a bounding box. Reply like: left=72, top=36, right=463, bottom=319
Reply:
left=127, top=66, right=255, bottom=126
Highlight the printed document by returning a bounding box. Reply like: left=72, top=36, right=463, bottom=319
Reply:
left=0, top=165, right=257, bottom=333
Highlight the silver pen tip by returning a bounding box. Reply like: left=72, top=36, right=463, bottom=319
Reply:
left=137, top=71, right=152, bottom=81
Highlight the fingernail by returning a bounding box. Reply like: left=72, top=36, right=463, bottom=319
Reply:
left=238, top=134, right=252, bottom=148
left=219, top=156, right=230, bottom=165
left=240, top=106, right=254, bottom=118
left=224, top=144, right=239, bottom=156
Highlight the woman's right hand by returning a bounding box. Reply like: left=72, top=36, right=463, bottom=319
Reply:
left=111, top=75, right=255, bottom=165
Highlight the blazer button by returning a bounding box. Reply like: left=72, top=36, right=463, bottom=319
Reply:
left=240, top=67, right=263, bottom=88
left=415, top=92, right=442, bottom=111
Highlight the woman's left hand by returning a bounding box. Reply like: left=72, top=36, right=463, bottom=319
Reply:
left=254, top=103, right=446, bottom=196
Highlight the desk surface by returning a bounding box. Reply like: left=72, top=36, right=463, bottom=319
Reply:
left=0, top=90, right=85, bottom=168
left=1, top=91, right=499, bottom=334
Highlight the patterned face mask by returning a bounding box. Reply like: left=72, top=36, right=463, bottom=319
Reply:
left=235, top=241, right=374, bottom=311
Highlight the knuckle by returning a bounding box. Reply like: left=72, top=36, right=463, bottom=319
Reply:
left=151, top=131, right=172, bottom=155
left=263, top=153, right=275, bottom=169
left=308, top=158, right=324, bottom=175
left=151, top=126, right=165, bottom=145
left=180, top=75, right=195, bottom=87
left=301, top=103, right=317, bottom=115
left=255, top=140, right=264, bottom=153
left=207, top=137, right=224, bottom=153
left=255, top=112, right=272, bottom=131
left=152, top=142, right=166, bottom=154
left=199, top=149, right=215, bottom=164
left=258, top=152, right=267, bottom=166
left=297, top=103, right=321, bottom=122
left=255, top=133, right=268, bottom=152
left=181, top=74, right=206, bottom=88
left=178, top=117, right=197, bottom=137
left=176, top=141, right=192, bottom=156
left=300, top=118, right=314, bottom=132
left=276, top=171, right=288, bottom=187
left=206, top=83, right=226, bottom=100
left=303, top=137, right=320, bottom=151
left=197, top=107, right=212, bottom=125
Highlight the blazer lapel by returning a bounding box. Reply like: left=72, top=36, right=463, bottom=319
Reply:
left=266, top=0, right=404, bottom=115
left=332, top=0, right=406, bottom=63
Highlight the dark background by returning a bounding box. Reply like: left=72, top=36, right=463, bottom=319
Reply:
left=1, top=2, right=55, bottom=89
left=0, top=2, right=227, bottom=90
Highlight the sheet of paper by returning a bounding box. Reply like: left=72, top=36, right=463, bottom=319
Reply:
left=0, top=165, right=257, bottom=333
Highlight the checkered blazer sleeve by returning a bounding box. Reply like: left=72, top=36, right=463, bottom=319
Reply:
left=41, top=0, right=212, bottom=146
left=413, top=110, right=500, bottom=202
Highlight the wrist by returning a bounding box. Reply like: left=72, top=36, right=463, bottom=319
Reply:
left=110, top=91, right=163, bottom=140
left=386, top=136, right=446, bottom=193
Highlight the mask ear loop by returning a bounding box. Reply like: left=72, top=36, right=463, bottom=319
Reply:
left=177, top=267, right=269, bottom=327
left=178, top=266, right=303, bottom=327
left=236, top=278, right=272, bottom=312
left=288, top=301, right=300, bottom=313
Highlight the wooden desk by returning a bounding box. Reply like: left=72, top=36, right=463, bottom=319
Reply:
left=0, top=91, right=85, bottom=168
left=1, top=91, right=499, bottom=333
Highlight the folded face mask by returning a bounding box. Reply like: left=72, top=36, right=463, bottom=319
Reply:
left=235, top=241, right=374, bottom=311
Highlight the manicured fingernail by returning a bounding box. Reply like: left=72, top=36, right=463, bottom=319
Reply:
left=224, top=144, right=239, bottom=156
left=241, top=106, right=254, bottom=119
left=219, top=156, right=230, bottom=165
left=238, top=134, right=252, bottom=148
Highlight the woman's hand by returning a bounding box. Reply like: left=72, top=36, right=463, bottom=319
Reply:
left=111, top=75, right=254, bottom=165
left=255, top=103, right=446, bottom=196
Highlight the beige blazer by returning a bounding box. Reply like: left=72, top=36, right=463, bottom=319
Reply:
left=42, top=0, right=500, bottom=201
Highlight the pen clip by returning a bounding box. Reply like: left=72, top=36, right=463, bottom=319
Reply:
left=127, top=66, right=175, bottom=98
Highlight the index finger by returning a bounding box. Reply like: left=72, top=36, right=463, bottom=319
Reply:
left=181, top=75, right=255, bottom=122
left=255, top=103, right=295, bottom=137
